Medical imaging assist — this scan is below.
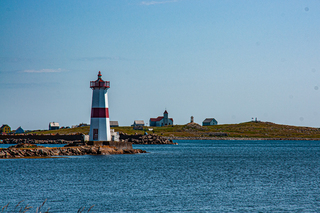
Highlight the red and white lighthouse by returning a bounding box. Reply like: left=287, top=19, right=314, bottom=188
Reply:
left=89, top=71, right=111, bottom=141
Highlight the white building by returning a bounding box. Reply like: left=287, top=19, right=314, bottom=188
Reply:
left=49, top=122, right=59, bottom=130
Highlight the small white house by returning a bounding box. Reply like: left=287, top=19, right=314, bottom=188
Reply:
left=49, top=122, right=60, bottom=130
left=110, top=129, right=120, bottom=142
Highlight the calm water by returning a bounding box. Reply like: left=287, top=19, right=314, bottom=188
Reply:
left=1, top=140, right=320, bottom=212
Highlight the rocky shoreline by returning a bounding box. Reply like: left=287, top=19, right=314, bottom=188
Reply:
left=1, top=136, right=319, bottom=146
left=166, top=136, right=320, bottom=141
left=120, top=133, right=177, bottom=144
left=0, top=143, right=146, bottom=159
left=0, top=133, right=177, bottom=145
left=0, top=138, right=80, bottom=144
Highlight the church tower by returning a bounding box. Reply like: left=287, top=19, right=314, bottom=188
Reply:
left=163, top=110, right=169, bottom=126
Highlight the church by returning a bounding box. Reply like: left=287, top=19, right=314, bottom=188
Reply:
left=149, top=110, right=174, bottom=127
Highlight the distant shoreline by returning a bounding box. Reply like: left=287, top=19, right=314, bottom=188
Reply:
left=166, top=137, right=320, bottom=141
left=2, top=121, right=319, bottom=142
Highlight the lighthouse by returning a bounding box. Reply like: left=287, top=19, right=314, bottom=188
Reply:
left=89, top=71, right=111, bottom=141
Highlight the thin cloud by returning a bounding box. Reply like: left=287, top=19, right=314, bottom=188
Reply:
left=23, top=68, right=64, bottom=73
left=76, top=56, right=127, bottom=61
left=0, top=82, right=60, bottom=89
left=141, top=0, right=178, bottom=6
left=0, top=57, right=34, bottom=63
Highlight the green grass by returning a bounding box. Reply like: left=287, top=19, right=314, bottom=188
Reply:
left=26, top=122, right=320, bottom=139
left=28, top=126, right=90, bottom=135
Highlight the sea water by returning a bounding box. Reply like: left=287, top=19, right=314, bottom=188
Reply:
left=1, top=140, right=320, bottom=212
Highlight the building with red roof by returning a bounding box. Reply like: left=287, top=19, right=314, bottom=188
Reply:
left=149, top=110, right=173, bottom=127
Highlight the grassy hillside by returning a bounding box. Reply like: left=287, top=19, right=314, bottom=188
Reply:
left=27, top=122, right=320, bottom=140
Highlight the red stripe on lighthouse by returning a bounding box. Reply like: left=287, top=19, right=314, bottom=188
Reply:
left=91, top=108, right=109, bottom=118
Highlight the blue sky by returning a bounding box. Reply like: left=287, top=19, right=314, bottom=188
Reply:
left=0, top=0, right=319, bottom=130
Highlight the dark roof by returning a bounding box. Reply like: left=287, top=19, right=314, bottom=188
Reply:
left=203, top=118, right=217, bottom=123
left=0, top=124, right=10, bottom=129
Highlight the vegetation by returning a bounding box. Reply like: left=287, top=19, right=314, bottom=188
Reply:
left=27, top=127, right=89, bottom=135
left=27, top=122, right=320, bottom=140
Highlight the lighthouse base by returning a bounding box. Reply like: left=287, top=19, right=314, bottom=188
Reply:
left=86, top=141, right=133, bottom=150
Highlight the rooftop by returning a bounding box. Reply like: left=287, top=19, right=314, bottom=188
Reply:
left=203, top=118, right=217, bottom=123
left=134, top=120, right=145, bottom=125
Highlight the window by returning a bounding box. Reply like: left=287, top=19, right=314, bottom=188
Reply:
left=93, top=129, right=98, bottom=140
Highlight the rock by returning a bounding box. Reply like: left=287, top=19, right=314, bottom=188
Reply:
left=98, top=146, right=113, bottom=155
left=119, top=132, right=175, bottom=145
left=0, top=144, right=146, bottom=158
left=89, top=147, right=98, bottom=154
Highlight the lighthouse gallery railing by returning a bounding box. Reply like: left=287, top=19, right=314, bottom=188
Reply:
left=90, top=81, right=110, bottom=88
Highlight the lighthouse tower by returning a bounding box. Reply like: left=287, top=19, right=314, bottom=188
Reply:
left=89, top=71, right=111, bottom=141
